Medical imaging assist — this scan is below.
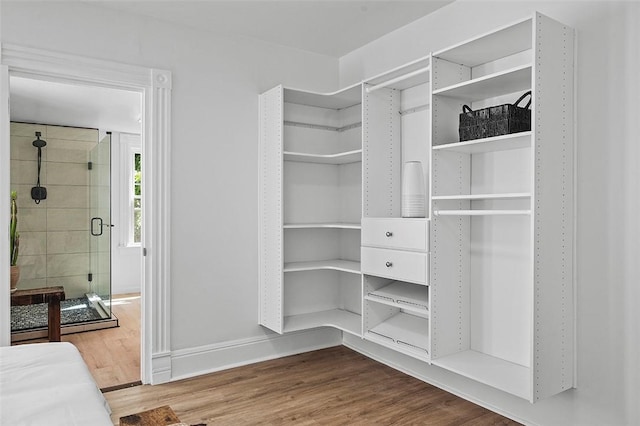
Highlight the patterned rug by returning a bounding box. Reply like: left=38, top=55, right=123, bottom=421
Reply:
left=11, top=296, right=103, bottom=331
left=119, top=405, right=206, bottom=426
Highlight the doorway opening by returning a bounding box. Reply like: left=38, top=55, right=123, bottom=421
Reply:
left=2, top=44, right=173, bottom=385
left=8, top=75, right=144, bottom=389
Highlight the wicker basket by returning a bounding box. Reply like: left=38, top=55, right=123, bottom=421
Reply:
left=459, top=91, right=532, bottom=142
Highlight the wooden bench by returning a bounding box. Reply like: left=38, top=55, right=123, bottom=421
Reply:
left=11, top=286, right=65, bottom=342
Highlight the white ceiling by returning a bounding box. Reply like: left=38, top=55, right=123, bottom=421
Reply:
left=10, top=1, right=452, bottom=131
left=90, top=0, right=454, bottom=57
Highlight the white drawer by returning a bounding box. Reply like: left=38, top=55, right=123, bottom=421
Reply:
left=362, top=218, right=428, bottom=252
left=361, top=247, right=428, bottom=285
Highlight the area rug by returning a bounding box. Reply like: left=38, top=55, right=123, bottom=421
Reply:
left=119, top=405, right=206, bottom=426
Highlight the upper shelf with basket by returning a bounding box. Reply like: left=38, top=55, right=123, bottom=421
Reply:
left=431, top=21, right=534, bottom=148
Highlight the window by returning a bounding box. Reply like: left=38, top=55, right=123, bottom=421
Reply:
left=118, top=133, right=142, bottom=248
left=133, top=152, right=142, bottom=244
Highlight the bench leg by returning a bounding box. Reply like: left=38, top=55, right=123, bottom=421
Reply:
left=48, top=295, right=62, bottom=342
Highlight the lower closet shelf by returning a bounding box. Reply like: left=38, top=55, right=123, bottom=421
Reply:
left=365, top=281, right=429, bottom=315
left=365, top=312, right=429, bottom=361
left=284, top=309, right=361, bottom=336
left=432, top=350, right=530, bottom=400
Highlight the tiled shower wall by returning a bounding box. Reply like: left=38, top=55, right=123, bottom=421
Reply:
left=10, top=122, right=98, bottom=298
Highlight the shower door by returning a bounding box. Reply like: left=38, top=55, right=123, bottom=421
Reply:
left=89, top=133, right=112, bottom=318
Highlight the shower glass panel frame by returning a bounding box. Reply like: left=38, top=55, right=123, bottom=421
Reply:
left=88, top=132, right=112, bottom=318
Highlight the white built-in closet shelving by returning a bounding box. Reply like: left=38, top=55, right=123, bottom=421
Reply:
left=360, top=56, right=432, bottom=362
left=259, top=11, right=574, bottom=403
left=259, top=84, right=363, bottom=337
left=429, top=13, right=574, bottom=402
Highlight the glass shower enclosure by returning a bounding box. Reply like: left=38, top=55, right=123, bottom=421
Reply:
left=88, top=132, right=112, bottom=319
left=10, top=127, right=117, bottom=341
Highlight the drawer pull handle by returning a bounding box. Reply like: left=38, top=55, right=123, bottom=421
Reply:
left=385, top=261, right=393, bottom=268
left=385, top=231, right=393, bottom=237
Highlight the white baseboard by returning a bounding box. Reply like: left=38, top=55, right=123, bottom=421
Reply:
left=151, top=351, right=172, bottom=384
left=170, top=327, right=342, bottom=382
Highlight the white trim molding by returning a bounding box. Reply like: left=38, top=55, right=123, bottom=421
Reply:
left=0, top=65, right=11, bottom=347
left=171, top=328, right=342, bottom=382
left=0, top=43, right=172, bottom=384
left=148, top=68, right=172, bottom=384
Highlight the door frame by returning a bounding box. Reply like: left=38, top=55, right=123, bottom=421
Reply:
left=0, top=44, right=173, bottom=384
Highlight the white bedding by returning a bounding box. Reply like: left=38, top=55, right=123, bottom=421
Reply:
left=0, top=342, right=112, bottom=426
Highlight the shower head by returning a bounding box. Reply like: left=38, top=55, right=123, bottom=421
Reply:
left=32, top=131, right=47, bottom=148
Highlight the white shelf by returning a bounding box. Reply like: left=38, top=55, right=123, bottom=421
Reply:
left=433, top=64, right=532, bottom=101
left=433, top=193, right=531, bottom=201
left=284, top=309, right=361, bottom=336
left=432, top=350, right=530, bottom=400
left=433, top=131, right=531, bottom=154
left=283, top=222, right=361, bottom=230
left=365, top=281, right=429, bottom=315
left=432, top=17, right=532, bottom=67
left=434, top=210, right=531, bottom=216
left=283, top=149, right=362, bottom=165
left=283, top=120, right=361, bottom=133
left=283, top=260, right=360, bottom=274
left=366, top=312, right=429, bottom=360
left=284, top=83, right=362, bottom=110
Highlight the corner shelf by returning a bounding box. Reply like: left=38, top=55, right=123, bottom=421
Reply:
left=284, top=309, right=361, bottom=336
left=283, top=260, right=360, bottom=275
left=433, top=132, right=531, bottom=154
left=283, top=149, right=362, bottom=165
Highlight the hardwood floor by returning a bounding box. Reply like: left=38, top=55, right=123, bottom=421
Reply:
left=83, top=293, right=141, bottom=389
left=105, top=346, right=520, bottom=426
left=14, top=293, right=141, bottom=390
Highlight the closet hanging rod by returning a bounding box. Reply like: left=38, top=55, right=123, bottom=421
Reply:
left=399, top=104, right=430, bottom=116
left=366, top=66, right=430, bottom=93
left=283, top=120, right=362, bottom=132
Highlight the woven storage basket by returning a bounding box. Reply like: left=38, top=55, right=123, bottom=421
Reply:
left=458, top=91, right=532, bottom=142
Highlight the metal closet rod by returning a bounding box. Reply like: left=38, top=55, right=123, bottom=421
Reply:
left=400, top=104, right=430, bottom=116
left=366, top=66, right=431, bottom=93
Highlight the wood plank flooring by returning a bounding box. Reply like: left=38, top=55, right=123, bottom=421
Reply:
left=105, top=346, right=520, bottom=425
left=14, top=293, right=141, bottom=390
left=84, top=294, right=140, bottom=389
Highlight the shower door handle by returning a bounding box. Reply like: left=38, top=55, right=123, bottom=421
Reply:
left=91, top=217, right=103, bottom=236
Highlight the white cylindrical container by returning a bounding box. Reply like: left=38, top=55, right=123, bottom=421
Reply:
left=402, top=161, right=426, bottom=218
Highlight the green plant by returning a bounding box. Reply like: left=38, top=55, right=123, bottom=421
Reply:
left=10, top=191, right=19, bottom=266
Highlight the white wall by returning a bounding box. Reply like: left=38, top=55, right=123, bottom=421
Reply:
left=1, top=1, right=339, bottom=353
left=340, top=1, right=640, bottom=425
